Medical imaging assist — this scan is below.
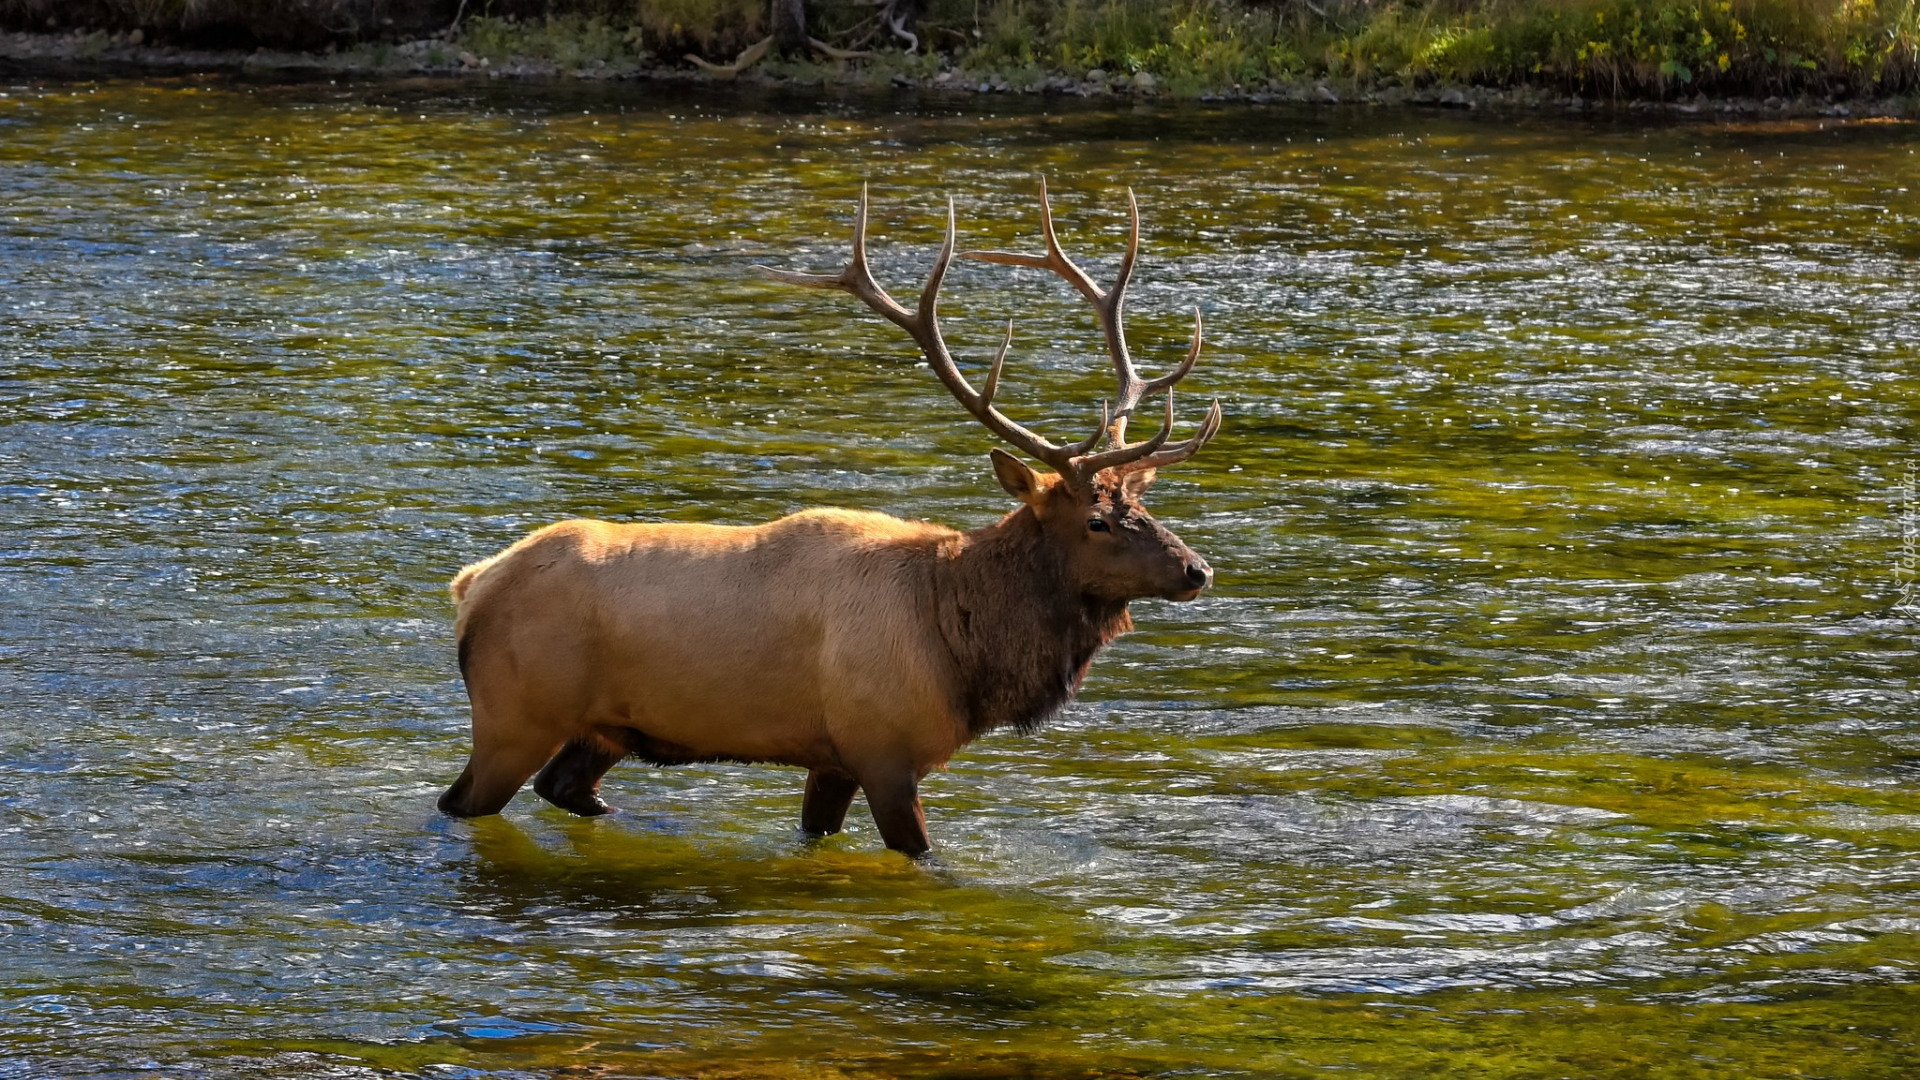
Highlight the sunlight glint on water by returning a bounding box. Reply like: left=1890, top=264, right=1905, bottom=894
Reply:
left=1, top=79, right=1916, bottom=1078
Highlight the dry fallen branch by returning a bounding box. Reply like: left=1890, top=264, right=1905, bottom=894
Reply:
left=686, top=34, right=872, bottom=77
left=684, top=35, right=770, bottom=78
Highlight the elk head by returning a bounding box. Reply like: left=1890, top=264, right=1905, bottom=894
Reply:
left=756, top=180, right=1221, bottom=605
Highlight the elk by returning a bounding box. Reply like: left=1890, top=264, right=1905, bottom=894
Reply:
left=440, top=181, right=1222, bottom=856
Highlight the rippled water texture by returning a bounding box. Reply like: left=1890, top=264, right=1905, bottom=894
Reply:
left=2, top=77, right=1917, bottom=1078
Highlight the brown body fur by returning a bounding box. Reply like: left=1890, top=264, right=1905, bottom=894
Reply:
left=443, top=186, right=1222, bottom=855
left=439, top=459, right=1194, bottom=855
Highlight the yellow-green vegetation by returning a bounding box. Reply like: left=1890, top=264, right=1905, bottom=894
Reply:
left=453, top=11, right=642, bottom=68
left=4, top=0, right=1917, bottom=98
left=941, top=0, right=1920, bottom=95
left=1362, top=0, right=1920, bottom=95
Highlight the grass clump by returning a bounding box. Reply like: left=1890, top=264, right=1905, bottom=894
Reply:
left=1423, top=0, right=1920, bottom=96
left=967, top=0, right=1308, bottom=90
left=2, top=0, right=1916, bottom=99
left=929, top=0, right=1918, bottom=97
left=458, top=14, right=648, bottom=68
left=626, top=0, right=766, bottom=57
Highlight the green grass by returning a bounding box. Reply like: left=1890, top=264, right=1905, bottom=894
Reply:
left=1408, top=0, right=1920, bottom=95
left=947, top=0, right=1920, bottom=97
left=3, top=0, right=1917, bottom=98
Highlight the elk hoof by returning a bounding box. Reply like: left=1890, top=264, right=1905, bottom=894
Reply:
left=533, top=781, right=614, bottom=817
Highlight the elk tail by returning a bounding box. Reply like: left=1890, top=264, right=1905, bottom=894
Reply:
left=449, top=556, right=497, bottom=604
left=450, top=557, right=500, bottom=683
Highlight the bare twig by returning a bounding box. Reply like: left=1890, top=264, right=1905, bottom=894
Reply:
left=886, top=4, right=919, bottom=53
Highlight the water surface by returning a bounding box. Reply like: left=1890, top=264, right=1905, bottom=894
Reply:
left=1, top=77, right=1917, bottom=1078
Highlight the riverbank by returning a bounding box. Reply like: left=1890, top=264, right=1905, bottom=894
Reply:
left=4, top=1, right=1919, bottom=105
left=1, top=26, right=1911, bottom=118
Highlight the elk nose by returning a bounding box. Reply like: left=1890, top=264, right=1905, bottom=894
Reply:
left=1184, top=558, right=1213, bottom=589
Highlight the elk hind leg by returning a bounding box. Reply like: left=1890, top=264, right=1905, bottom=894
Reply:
left=533, top=729, right=629, bottom=816
left=800, top=768, right=860, bottom=836
left=439, top=724, right=565, bottom=818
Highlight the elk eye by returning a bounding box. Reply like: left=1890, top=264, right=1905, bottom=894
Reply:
left=1087, top=518, right=1110, bottom=533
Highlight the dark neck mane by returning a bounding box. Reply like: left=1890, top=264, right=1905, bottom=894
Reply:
left=932, top=508, right=1132, bottom=740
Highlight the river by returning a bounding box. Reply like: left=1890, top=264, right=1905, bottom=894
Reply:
left=2, top=76, right=1917, bottom=1078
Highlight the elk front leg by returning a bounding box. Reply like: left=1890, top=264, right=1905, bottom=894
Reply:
left=532, top=732, right=627, bottom=816
left=858, top=771, right=930, bottom=856
left=800, top=768, right=860, bottom=836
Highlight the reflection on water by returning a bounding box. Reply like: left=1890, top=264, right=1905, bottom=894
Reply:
left=1, top=76, right=1917, bottom=1077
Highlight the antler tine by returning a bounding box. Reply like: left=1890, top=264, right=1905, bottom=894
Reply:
left=1120, top=397, right=1223, bottom=474
left=1111, top=186, right=1140, bottom=325
left=917, top=196, right=957, bottom=332
left=913, top=199, right=1088, bottom=475
left=956, top=180, right=1187, bottom=447
left=1068, top=309, right=1216, bottom=478
left=1072, top=388, right=1176, bottom=480
left=1069, top=401, right=1111, bottom=459
left=980, top=319, right=1013, bottom=408
left=1142, top=307, right=1203, bottom=396
left=957, top=176, right=1105, bottom=306
left=753, top=184, right=914, bottom=328
left=756, top=187, right=1085, bottom=477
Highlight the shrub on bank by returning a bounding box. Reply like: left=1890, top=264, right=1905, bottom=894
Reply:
left=1422, top=0, right=1920, bottom=95
left=963, top=0, right=1309, bottom=91
left=0, top=0, right=448, bottom=47
left=952, top=0, right=1919, bottom=96
left=0, top=0, right=1914, bottom=98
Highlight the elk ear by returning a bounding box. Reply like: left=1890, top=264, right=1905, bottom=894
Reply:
left=990, top=448, right=1047, bottom=508
left=1118, top=467, right=1159, bottom=498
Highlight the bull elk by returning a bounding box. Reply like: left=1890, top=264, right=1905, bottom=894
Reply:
left=440, top=181, right=1222, bottom=856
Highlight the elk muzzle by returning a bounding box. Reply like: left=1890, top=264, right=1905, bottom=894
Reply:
left=1161, top=547, right=1212, bottom=601
left=1184, top=556, right=1213, bottom=591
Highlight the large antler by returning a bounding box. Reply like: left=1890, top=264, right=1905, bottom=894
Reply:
left=754, top=183, right=1219, bottom=490
left=960, top=177, right=1221, bottom=476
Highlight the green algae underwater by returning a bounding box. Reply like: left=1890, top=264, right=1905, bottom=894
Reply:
left=1, top=76, right=1917, bottom=1078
